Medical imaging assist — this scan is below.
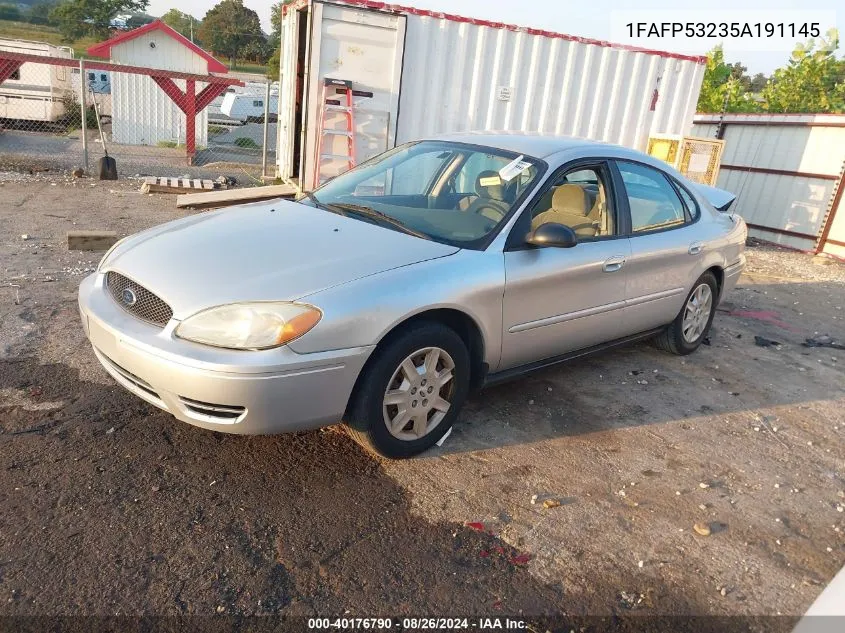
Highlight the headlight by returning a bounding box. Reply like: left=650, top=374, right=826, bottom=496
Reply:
left=174, top=302, right=322, bottom=350
left=97, top=236, right=129, bottom=272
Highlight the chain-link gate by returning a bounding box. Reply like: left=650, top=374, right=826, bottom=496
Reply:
left=0, top=48, right=279, bottom=183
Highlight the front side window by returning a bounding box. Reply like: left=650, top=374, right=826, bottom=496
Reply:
left=617, top=161, right=686, bottom=233
left=530, top=166, right=615, bottom=239
left=301, top=141, right=542, bottom=247
left=253, top=100, right=262, bottom=107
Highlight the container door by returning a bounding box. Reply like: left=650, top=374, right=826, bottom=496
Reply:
left=303, top=1, right=406, bottom=189
left=278, top=5, right=304, bottom=179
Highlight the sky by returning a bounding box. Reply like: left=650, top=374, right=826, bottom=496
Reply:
left=144, top=0, right=843, bottom=74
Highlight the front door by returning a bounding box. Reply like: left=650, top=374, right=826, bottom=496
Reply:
left=500, top=162, right=631, bottom=370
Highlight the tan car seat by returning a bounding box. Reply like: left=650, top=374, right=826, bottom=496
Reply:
left=462, top=170, right=510, bottom=221
left=531, top=184, right=600, bottom=236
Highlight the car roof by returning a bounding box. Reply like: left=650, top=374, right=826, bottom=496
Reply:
left=430, top=131, right=614, bottom=159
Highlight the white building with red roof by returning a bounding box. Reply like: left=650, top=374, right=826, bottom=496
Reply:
left=88, top=20, right=228, bottom=149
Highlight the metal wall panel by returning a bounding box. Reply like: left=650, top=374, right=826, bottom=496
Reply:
left=396, top=14, right=705, bottom=151
left=691, top=115, right=845, bottom=251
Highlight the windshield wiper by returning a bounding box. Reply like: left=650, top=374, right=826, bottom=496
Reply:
left=330, top=202, right=431, bottom=240
left=300, top=191, right=344, bottom=215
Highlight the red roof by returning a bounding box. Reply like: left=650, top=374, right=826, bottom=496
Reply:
left=284, top=0, right=706, bottom=64
left=87, top=19, right=228, bottom=73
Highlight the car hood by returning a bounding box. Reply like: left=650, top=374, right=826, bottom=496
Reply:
left=105, top=199, right=459, bottom=319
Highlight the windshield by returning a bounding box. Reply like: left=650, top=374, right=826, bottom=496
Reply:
left=298, top=141, right=543, bottom=247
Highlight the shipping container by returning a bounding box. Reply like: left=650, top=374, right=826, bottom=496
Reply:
left=277, top=0, right=707, bottom=189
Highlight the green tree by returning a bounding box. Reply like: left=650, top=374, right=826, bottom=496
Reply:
left=161, top=8, right=200, bottom=43
left=696, top=46, right=760, bottom=113
left=0, top=3, right=21, bottom=21
left=49, top=0, right=149, bottom=41
left=762, top=29, right=845, bottom=113
left=27, top=2, right=56, bottom=25
left=748, top=72, right=769, bottom=93
left=267, top=1, right=294, bottom=81
left=267, top=46, right=280, bottom=81
left=198, top=0, right=264, bottom=68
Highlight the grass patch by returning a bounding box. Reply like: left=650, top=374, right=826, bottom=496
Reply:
left=156, top=140, right=184, bottom=149
left=208, top=125, right=229, bottom=136
left=0, top=20, right=97, bottom=54
left=234, top=137, right=260, bottom=149
left=229, top=62, right=269, bottom=75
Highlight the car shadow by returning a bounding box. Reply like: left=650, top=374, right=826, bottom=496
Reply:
left=424, top=278, right=845, bottom=457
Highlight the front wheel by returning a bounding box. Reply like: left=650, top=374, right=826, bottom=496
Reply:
left=344, top=322, right=470, bottom=458
left=654, top=271, right=718, bottom=355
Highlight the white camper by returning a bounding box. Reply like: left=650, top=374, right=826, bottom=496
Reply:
left=276, top=0, right=707, bottom=189
left=0, top=38, right=74, bottom=123
left=220, top=91, right=279, bottom=123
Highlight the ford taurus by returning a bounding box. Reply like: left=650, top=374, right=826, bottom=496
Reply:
left=78, top=134, right=746, bottom=457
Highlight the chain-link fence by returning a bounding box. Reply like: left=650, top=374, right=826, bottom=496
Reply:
left=0, top=49, right=279, bottom=184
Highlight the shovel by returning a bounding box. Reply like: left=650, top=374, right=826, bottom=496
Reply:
left=90, top=90, right=117, bottom=180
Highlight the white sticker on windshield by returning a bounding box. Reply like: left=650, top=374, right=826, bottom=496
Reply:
left=498, top=155, right=531, bottom=182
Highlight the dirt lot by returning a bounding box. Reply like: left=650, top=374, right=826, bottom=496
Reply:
left=0, top=173, right=843, bottom=621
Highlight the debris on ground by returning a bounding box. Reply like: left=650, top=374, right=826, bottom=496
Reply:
left=542, top=499, right=561, bottom=509
left=21, top=234, right=30, bottom=240
left=754, top=336, right=782, bottom=348
left=803, top=334, right=845, bottom=350
left=694, top=523, right=712, bottom=536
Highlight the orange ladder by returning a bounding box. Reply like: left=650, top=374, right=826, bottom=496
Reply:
left=313, top=78, right=356, bottom=188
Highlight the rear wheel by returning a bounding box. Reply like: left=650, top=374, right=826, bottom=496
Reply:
left=654, top=271, right=718, bottom=355
left=345, top=322, right=470, bottom=458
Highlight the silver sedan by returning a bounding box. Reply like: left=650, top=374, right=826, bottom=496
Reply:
left=78, top=134, right=747, bottom=457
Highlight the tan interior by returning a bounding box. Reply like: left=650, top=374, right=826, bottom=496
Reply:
left=531, top=183, right=606, bottom=237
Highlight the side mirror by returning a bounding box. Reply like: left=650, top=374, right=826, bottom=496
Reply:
left=526, top=222, right=578, bottom=248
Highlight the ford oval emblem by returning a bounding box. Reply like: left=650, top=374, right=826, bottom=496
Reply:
left=121, top=288, right=138, bottom=306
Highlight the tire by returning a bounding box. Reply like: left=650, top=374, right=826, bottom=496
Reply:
left=344, top=322, right=470, bottom=458
left=654, top=271, right=718, bottom=355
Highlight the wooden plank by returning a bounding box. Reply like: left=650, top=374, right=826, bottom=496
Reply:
left=181, top=178, right=191, bottom=189
left=177, top=184, right=297, bottom=210
left=170, top=177, right=179, bottom=188
left=67, top=230, right=118, bottom=251
left=201, top=179, right=214, bottom=190
left=143, top=176, right=157, bottom=185
left=193, top=178, right=202, bottom=190
left=159, top=177, right=168, bottom=187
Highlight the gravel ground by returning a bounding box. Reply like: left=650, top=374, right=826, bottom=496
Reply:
left=0, top=174, right=843, bottom=622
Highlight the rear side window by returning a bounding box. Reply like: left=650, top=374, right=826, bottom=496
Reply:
left=675, top=181, right=699, bottom=221
left=617, top=161, right=686, bottom=233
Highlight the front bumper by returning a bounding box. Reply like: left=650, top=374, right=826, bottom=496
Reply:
left=78, top=273, right=373, bottom=435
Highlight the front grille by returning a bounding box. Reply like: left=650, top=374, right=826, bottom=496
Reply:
left=106, top=271, right=173, bottom=327
left=179, top=396, right=245, bottom=422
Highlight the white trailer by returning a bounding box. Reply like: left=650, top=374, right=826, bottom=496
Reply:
left=220, top=91, right=279, bottom=122
left=277, top=0, right=707, bottom=189
left=0, top=38, right=74, bottom=123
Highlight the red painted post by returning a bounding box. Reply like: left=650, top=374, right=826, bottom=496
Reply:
left=185, top=79, right=196, bottom=166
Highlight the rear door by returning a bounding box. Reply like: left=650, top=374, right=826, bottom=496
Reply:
left=500, top=161, right=631, bottom=370
left=303, top=2, right=406, bottom=188
left=613, top=160, right=705, bottom=334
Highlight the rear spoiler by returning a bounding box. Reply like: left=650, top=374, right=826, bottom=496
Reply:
left=693, top=183, right=736, bottom=212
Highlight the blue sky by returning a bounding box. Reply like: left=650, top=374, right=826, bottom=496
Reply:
left=146, top=0, right=842, bottom=74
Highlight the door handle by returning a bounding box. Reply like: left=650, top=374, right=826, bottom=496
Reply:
left=602, top=255, right=626, bottom=273
left=688, top=241, right=704, bottom=255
